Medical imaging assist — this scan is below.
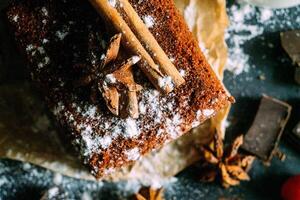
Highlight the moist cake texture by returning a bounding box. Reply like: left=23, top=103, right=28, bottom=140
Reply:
left=6, top=0, right=234, bottom=178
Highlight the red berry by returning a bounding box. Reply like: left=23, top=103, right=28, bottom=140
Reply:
left=281, top=175, right=300, bottom=200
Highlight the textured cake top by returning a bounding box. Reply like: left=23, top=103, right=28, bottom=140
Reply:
left=6, top=0, right=233, bottom=178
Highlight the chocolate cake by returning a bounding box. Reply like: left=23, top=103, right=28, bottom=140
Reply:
left=5, top=0, right=234, bottom=178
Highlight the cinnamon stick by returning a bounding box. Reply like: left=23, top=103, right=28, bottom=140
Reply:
left=119, top=0, right=185, bottom=88
left=89, top=0, right=185, bottom=93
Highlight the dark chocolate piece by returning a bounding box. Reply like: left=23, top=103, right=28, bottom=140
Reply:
left=241, top=95, right=292, bottom=164
left=280, top=30, right=300, bottom=84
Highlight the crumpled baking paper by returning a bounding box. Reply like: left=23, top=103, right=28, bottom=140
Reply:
left=0, top=0, right=230, bottom=183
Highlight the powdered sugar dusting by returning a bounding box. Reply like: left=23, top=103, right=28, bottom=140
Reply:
left=184, top=0, right=197, bottom=31
left=225, top=3, right=296, bottom=76
left=108, top=0, right=117, bottom=7
left=192, top=110, right=202, bottom=128
left=142, top=15, right=155, bottom=28
left=202, top=109, right=214, bottom=117
left=104, top=74, right=116, bottom=84
left=226, top=4, right=264, bottom=75
left=124, top=118, right=139, bottom=138
left=158, top=76, right=174, bottom=91
left=125, top=147, right=140, bottom=161
left=46, top=187, right=59, bottom=198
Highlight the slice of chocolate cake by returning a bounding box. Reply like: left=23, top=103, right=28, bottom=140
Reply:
left=5, top=0, right=234, bottom=178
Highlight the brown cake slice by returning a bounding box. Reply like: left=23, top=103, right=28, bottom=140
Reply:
left=5, top=0, right=234, bottom=178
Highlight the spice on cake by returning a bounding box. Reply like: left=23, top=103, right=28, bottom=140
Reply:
left=6, top=0, right=234, bottom=178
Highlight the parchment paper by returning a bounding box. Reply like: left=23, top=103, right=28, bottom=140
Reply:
left=0, top=0, right=229, bottom=183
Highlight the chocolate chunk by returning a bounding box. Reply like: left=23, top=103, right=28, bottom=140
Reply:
left=241, top=95, right=292, bottom=164
left=280, top=30, right=300, bottom=84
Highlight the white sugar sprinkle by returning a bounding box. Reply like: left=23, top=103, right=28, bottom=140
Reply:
left=47, top=187, right=59, bottom=198
left=184, top=0, right=197, bottom=31
left=202, top=109, right=214, bottom=117
left=158, top=76, right=174, bottom=90
left=104, top=74, right=116, bottom=84
left=99, top=136, right=112, bottom=149
left=26, top=44, right=34, bottom=52
left=108, top=0, right=117, bottom=7
left=41, top=7, right=48, bottom=16
left=42, top=38, right=49, bottom=44
left=260, top=9, right=273, bottom=22
left=142, top=15, right=155, bottom=28
left=131, top=55, right=141, bottom=64
left=125, top=147, right=140, bottom=161
left=12, top=15, right=19, bottom=22
left=124, top=118, right=139, bottom=138
left=37, top=47, right=45, bottom=54
left=179, top=69, right=186, bottom=77
left=56, top=30, right=69, bottom=40
left=53, top=173, right=63, bottom=185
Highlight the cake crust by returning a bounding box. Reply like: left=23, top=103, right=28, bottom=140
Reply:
left=6, top=0, right=233, bottom=178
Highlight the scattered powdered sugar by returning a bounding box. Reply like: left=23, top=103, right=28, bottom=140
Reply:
left=158, top=76, right=174, bottom=91
left=202, top=109, right=215, bottom=117
left=46, top=187, right=60, bottom=198
left=42, top=38, right=49, bottom=44
left=166, top=114, right=182, bottom=139
left=226, top=3, right=300, bottom=76
left=82, top=105, right=97, bottom=118
left=37, top=46, right=46, bottom=54
left=169, top=57, right=175, bottom=63
left=104, top=74, right=116, bottom=84
left=55, top=26, right=70, bottom=41
left=125, top=147, right=140, bottom=161
left=26, top=44, right=34, bottom=52
left=12, top=15, right=19, bottom=22
left=53, top=173, right=63, bottom=185
left=98, top=136, right=112, bottom=149
left=41, top=7, right=49, bottom=16
left=192, top=110, right=202, bottom=128
left=179, top=69, right=186, bottom=77
left=183, top=0, right=197, bottom=31
left=131, top=55, right=141, bottom=64
left=138, top=101, right=147, bottom=114
left=81, top=192, right=92, bottom=200
left=108, top=0, right=117, bottom=7
left=226, top=4, right=264, bottom=75
left=124, top=118, right=139, bottom=138
left=142, top=15, right=155, bottom=28
left=260, top=9, right=273, bottom=22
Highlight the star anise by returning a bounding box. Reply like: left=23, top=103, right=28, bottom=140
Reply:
left=134, top=187, right=164, bottom=200
left=75, top=33, right=142, bottom=118
left=198, top=133, right=255, bottom=188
